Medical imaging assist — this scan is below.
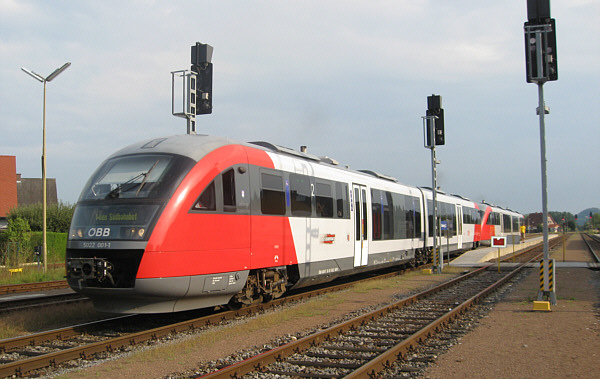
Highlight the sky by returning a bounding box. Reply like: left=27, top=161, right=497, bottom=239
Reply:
left=0, top=0, right=598, bottom=215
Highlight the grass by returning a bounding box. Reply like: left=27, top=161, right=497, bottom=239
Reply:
left=122, top=268, right=462, bottom=364
left=124, top=292, right=347, bottom=364
left=0, top=302, right=105, bottom=339
left=0, top=265, right=65, bottom=285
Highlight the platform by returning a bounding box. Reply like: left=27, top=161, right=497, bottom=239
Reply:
left=450, top=235, right=556, bottom=266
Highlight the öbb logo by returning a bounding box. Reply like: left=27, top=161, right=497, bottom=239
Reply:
left=88, top=227, right=111, bottom=237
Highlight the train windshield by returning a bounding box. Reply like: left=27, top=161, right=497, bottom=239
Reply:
left=80, top=154, right=190, bottom=200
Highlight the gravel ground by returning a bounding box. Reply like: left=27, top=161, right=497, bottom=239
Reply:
left=423, top=236, right=600, bottom=378
left=53, top=270, right=461, bottom=378
left=53, top=236, right=600, bottom=378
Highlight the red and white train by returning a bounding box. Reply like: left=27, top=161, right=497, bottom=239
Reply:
left=66, top=134, right=523, bottom=313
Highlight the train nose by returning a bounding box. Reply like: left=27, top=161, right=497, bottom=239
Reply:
left=67, top=257, right=116, bottom=286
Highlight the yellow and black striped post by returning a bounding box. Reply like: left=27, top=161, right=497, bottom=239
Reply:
left=537, top=258, right=556, bottom=305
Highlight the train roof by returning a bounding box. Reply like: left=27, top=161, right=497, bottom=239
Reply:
left=111, top=135, right=526, bottom=204
left=106, top=134, right=235, bottom=162
left=108, top=134, right=403, bottom=182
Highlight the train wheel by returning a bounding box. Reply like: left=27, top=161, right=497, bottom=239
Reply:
left=226, top=297, right=243, bottom=310
left=229, top=268, right=288, bottom=307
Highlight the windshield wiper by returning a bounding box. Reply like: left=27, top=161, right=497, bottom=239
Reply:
left=105, top=160, right=160, bottom=199
left=136, top=160, right=159, bottom=196
left=106, top=173, right=145, bottom=199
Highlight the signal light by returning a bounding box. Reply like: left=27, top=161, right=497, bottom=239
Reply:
left=524, top=1, right=557, bottom=83
left=191, top=42, right=213, bottom=115
left=426, top=95, right=445, bottom=146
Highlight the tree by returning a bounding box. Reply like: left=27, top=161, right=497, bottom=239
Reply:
left=7, top=202, right=75, bottom=233
left=4, top=217, right=32, bottom=266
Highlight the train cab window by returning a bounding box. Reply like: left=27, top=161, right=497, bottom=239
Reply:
left=192, top=181, right=216, bottom=211
left=290, top=173, right=312, bottom=217
left=260, top=172, right=286, bottom=215
left=222, top=168, right=236, bottom=212
left=315, top=181, right=333, bottom=218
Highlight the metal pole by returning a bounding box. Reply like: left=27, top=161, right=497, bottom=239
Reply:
left=42, top=80, right=48, bottom=273
left=431, top=146, right=438, bottom=273
left=538, top=82, right=549, bottom=262
left=21, top=63, right=69, bottom=274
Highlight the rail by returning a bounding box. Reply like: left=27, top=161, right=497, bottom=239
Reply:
left=0, top=264, right=424, bottom=377
left=198, top=261, right=533, bottom=378
left=582, top=234, right=600, bottom=262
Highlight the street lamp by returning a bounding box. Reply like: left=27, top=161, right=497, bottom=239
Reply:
left=21, top=62, right=71, bottom=273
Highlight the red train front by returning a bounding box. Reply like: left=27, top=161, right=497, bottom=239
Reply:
left=66, top=134, right=297, bottom=313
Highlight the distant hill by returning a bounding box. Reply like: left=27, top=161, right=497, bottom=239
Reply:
left=576, top=208, right=599, bottom=226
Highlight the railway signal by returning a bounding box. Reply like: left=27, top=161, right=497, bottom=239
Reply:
left=172, top=42, right=214, bottom=134
left=425, top=95, right=445, bottom=146
left=191, top=42, right=213, bottom=115
left=524, top=0, right=558, bottom=306
left=524, top=0, right=557, bottom=83
left=423, top=94, right=445, bottom=273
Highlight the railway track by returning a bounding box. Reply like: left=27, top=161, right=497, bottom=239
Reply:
left=581, top=233, right=600, bottom=262
left=493, top=234, right=563, bottom=263
left=197, top=260, right=534, bottom=378
left=0, top=238, right=556, bottom=377
left=0, top=264, right=427, bottom=377
left=0, top=280, right=68, bottom=295
left=0, top=292, right=86, bottom=314
left=0, top=280, right=86, bottom=314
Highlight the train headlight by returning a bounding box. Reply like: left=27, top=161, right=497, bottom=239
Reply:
left=70, top=228, right=84, bottom=239
left=121, top=227, right=147, bottom=239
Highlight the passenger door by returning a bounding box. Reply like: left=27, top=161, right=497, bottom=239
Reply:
left=352, top=184, right=369, bottom=266
left=456, top=205, right=463, bottom=250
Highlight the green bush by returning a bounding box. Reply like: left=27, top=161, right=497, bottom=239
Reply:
left=0, top=227, right=67, bottom=266
left=7, top=202, right=74, bottom=233
left=2, top=217, right=32, bottom=267
left=29, top=232, right=67, bottom=263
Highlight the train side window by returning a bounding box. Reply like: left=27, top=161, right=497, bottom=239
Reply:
left=260, top=172, right=286, bottom=215
left=290, top=173, right=312, bottom=217
left=413, top=196, right=421, bottom=238
left=335, top=182, right=348, bottom=218
left=451, top=203, right=457, bottom=236
left=512, top=216, right=520, bottom=232
left=383, top=191, right=394, bottom=240
left=393, top=193, right=408, bottom=239
left=371, top=189, right=382, bottom=240
left=315, top=181, right=333, bottom=218
left=427, top=199, right=434, bottom=236
left=192, top=181, right=216, bottom=211
left=503, top=214, right=511, bottom=232
left=223, top=168, right=236, bottom=212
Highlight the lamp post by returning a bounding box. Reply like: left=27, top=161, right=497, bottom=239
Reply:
left=21, top=62, right=71, bottom=273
